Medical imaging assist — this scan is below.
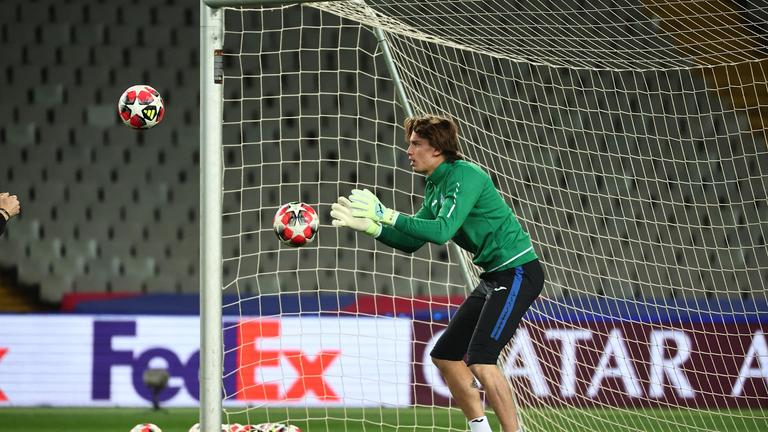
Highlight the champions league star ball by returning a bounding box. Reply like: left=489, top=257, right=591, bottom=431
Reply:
left=129, top=424, right=162, bottom=432
left=188, top=423, right=297, bottom=432
left=118, top=84, right=165, bottom=129
left=187, top=424, right=244, bottom=432
left=273, top=201, right=319, bottom=247
left=253, top=423, right=302, bottom=432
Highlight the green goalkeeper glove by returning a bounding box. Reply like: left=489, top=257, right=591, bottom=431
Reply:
left=331, top=197, right=382, bottom=236
left=347, top=188, right=399, bottom=225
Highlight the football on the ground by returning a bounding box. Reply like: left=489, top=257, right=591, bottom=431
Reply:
left=129, top=424, right=162, bottom=432
left=253, top=423, right=302, bottom=432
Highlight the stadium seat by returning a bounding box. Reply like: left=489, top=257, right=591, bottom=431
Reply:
left=83, top=255, right=121, bottom=278
left=38, top=125, right=71, bottom=147
left=133, top=240, right=169, bottom=262
left=53, top=103, right=85, bottom=127
left=121, top=256, right=156, bottom=279
left=4, top=22, right=38, bottom=45
left=40, top=22, right=71, bottom=45
left=47, top=254, right=85, bottom=285
left=39, top=274, right=74, bottom=302
left=144, top=274, right=178, bottom=294
left=16, top=255, right=48, bottom=286
left=25, top=44, right=58, bottom=67
left=105, top=25, right=139, bottom=47
left=2, top=43, right=24, bottom=65
left=60, top=238, right=98, bottom=261
left=98, top=239, right=134, bottom=261
left=74, top=182, right=101, bottom=204
left=143, top=26, right=173, bottom=47
left=79, top=65, right=112, bottom=88
left=58, top=46, right=90, bottom=70
left=72, top=273, right=109, bottom=293
left=6, top=123, right=37, bottom=146
left=17, top=106, right=51, bottom=127
left=91, top=45, right=125, bottom=68
left=85, top=104, right=118, bottom=128
left=82, top=202, right=123, bottom=228
left=0, top=236, right=24, bottom=268
left=45, top=160, right=86, bottom=184
left=177, top=273, right=200, bottom=294
left=109, top=274, right=145, bottom=293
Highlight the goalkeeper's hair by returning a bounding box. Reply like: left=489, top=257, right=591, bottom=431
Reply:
left=404, top=114, right=464, bottom=162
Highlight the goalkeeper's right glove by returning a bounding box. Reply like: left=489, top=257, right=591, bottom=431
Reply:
left=331, top=196, right=382, bottom=237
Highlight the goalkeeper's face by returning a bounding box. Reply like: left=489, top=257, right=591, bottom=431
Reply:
left=407, top=131, right=444, bottom=175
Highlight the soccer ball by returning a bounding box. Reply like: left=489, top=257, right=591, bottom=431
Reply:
left=273, top=201, right=319, bottom=247
left=187, top=423, right=246, bottom=432
left=253, top=423, right=302, bottom=432
left=118, top=84, right=165, bottom=129
left=130, top=424, right=162, bottom=432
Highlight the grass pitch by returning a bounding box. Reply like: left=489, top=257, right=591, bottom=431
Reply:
left=0, top=407, right=765, bottom=432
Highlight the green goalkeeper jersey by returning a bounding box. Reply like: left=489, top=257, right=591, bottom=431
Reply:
left=377, top=160, right=538, bottom=272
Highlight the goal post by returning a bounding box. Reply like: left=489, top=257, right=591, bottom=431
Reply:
left=200, top=1, right=768, bottom=432
left=199, top=2, right=224, bottom=432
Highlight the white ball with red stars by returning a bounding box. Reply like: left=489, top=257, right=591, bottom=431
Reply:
left=129, top=424, right=162, bottom=432
left=118, top=84, right=165, bottom=129
left=252, top=424, right=302, bottom=432
left=273, top=202, right=319, bottom=247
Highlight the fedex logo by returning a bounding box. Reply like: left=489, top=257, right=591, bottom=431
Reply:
left=91, top=319, right=367, bottom=405
left=92, top=320, right=202, bottom=402
left=236, top=320, right=340, bottom=401
left=0, top=315, right=409, bottom=407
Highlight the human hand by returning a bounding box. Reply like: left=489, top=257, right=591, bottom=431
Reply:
left=0, top=193, right=20, bottom=220
left=330, top=196, right=381, bottom=236
left=347, top=188, right=398, bottom=225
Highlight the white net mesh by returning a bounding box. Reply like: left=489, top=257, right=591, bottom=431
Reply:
left=218, top=1, right=768, bottom=431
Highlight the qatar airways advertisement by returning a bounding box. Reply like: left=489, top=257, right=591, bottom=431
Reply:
left=0, top=315, right=411, bottom=407
left=413, top=321, right=768, bottom=409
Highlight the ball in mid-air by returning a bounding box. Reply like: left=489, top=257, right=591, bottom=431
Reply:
left=273, top=202, right=319, bottom=247
left=118, top=84, right=165, bottom=129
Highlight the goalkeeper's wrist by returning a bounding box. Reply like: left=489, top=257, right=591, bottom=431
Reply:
left=381, top=209, right=399, bottom=226
left=365, top=221, right=382, bottom=237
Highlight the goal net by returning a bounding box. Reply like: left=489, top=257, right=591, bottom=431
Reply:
left=216, top=1, right=768, bottom=431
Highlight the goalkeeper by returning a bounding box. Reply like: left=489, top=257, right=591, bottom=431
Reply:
left=331, top=115, right=544, bottom=432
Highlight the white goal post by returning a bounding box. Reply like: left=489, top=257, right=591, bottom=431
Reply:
left=200, top=1, right=768, bottom=432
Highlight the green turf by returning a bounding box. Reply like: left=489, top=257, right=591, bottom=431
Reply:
left=0, top=407, right=765, bottom=432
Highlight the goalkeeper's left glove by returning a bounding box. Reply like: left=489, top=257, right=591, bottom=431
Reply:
left=331, top=197, right=382, bottom=236
left=347, top=188, right=399, bottom=225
